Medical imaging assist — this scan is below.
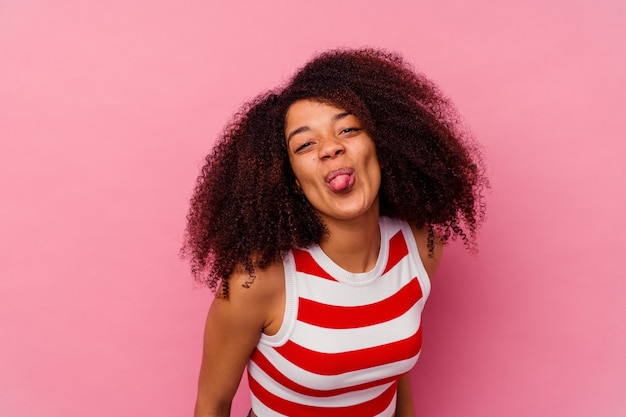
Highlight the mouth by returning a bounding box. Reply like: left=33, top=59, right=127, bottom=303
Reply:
left=325, top=168, right=355, bottom=193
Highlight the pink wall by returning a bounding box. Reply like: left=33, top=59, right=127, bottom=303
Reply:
left=1, top=1, right=624, bottom=416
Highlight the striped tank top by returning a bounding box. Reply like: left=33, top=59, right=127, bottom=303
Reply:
left=247, top=216, right=431, bottom=416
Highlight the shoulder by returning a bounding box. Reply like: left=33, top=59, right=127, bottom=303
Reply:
left=213, top=260, right=286, bottom=334
left=408, top=223, right=444, bottom=281
left=195, top=260, right=285, bottom=413
left=228, top=261, right=285, bottom=300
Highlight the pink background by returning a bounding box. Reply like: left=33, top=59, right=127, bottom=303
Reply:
left=1, top=1, right=625, bottom=416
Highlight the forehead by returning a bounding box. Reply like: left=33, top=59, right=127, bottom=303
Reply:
left=285, top=100, right=350, bottom=127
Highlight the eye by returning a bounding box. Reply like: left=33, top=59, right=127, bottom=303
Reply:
left=295, top=141, right=313, bottom=153
left=340, top=127, right=361, bottom=136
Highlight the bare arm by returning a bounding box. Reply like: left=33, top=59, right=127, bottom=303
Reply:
left=410, top=225, right=444, bottom=280
left=194, top=265, right=285, bottom=417
left=394, top=226, right=443, bottom=416
left=395, top=373, right=416, bottom=417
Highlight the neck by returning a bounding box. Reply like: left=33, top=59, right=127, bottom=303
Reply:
left=318, top=211, right=381, bottom=273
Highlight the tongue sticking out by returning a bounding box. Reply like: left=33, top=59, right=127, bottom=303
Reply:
left=328, top=174, right=354, bottom=192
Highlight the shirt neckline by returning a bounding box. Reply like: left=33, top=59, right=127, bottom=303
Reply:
left=306, top=217, right=390, bottom=285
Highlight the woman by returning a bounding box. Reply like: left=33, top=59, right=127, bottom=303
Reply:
left=183, top=48, right=487, bottom=416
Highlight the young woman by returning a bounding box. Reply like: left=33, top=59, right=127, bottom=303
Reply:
left=183, top=48, right=487, bottom=417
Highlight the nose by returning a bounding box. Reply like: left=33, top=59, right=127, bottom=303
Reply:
left=318, top=135, right=344, bottom=160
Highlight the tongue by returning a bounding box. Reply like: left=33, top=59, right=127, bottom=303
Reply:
left=328, top=174, right=353, bottom=192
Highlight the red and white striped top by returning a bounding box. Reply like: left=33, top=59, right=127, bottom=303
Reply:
left=248, top=217, right=431, bottom=417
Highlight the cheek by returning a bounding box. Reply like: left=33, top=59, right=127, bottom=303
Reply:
left=290, top=157, right=317, bottom=184
left=364, top=146, right=381, bottom=172
left=367, top=157, right=382, bottom=190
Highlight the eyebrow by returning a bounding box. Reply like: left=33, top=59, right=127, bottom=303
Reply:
left=286, top=111, right=352, bottom=143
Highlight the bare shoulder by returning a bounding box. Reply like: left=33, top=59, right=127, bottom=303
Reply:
left=195, top=261, right=285, bottom=414
left=213, top=261, right=286, bottom=333
left=409, top=224, right=444, bottom=281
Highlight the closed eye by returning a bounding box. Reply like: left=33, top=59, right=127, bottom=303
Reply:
left=295, top=142, right=313, bottom=153
left=340, top=127, right=361, bottom=135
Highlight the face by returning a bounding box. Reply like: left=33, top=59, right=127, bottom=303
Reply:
left=285, top=99, right=381, bottom=224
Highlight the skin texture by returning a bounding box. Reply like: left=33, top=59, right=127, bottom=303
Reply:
left=285, top=100, right=383, bottom=272
left=194, top=102, right=444, bottom=417
left=194, top=264, right=285, bottom=417
left=286, top=100, right=381, bottom=225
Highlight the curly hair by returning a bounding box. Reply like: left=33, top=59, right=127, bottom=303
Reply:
left=182, top=48, right=488, bottom=297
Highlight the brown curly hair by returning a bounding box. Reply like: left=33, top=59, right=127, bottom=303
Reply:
left=182, top=48, right=488, bottom=297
